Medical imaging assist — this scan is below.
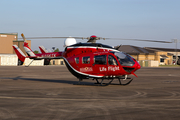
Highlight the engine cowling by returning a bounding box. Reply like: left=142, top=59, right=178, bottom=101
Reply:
left=64, top=37, right=76, bottom=47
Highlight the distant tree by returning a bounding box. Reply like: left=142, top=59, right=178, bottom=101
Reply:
left=34, top=50, right=39, bottom=54
left=54, top=48, right=60, bottom=52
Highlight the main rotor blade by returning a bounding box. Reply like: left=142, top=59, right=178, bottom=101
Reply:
left=17, top=36, right=172, bottom=43
left=104, top=38, right=172, bottom=43
left=17, top=37, right=84, bottom=39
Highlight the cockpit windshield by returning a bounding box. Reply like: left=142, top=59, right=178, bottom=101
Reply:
left=111, top=52, right=135, bottom=66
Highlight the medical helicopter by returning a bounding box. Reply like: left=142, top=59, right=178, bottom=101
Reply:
left=13, top=34, right=171, bottom=86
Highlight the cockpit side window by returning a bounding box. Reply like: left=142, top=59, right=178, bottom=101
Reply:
left=113, top=52, right=135, bottom=66
left=108, top=55, right=118, bottom=65
left=82, top=56, right=90, bottom=64
left=75, top=57, right=79, bottom=64
left=94, top=55, right=106, bottom=65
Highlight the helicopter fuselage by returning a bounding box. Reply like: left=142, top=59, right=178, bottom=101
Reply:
left=63, top=43, right=141, bottom=79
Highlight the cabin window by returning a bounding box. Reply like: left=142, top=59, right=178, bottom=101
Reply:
left=75, top=57, right=79, bottom=64
left=94, top=55, right=106, bottom=65
left=82, top=56, right=90, bottom=64
left=108, top=55, right=118, bottom=65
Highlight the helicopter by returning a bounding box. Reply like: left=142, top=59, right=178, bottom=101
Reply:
left=13, top=33, right=171, bottom=86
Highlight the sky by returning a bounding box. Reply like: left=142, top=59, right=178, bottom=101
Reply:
left=1, top=0, right=180, bottom=51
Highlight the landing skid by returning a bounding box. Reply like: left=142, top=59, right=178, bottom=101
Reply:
left=74, top=77, right=133, bottom=86
left=95, top=77, right=133, bottom=86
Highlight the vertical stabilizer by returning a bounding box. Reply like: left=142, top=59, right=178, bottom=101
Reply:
left=21, top=33, right=36, bottom=57
left=39, top=46, right=48, bottom=53
left=12, top=45, right=26, bottom=65
left=23, top=42, right=36, bottom=57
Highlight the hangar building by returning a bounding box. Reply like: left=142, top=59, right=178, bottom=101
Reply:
left=0, top=33, right=31, bottom=54
left=0, top=33, right=32, bottom=65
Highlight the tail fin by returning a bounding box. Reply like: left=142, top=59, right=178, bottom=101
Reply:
left=23, top=42, right=36, bottom=57
left=39, top=46, right=48, bottom=53
left=21, top=33, right=36, bottom=57
left=12, top=45, right=26, bottom=65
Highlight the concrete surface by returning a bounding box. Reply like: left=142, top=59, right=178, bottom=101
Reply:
left=0, top=66, right=180, bottom=120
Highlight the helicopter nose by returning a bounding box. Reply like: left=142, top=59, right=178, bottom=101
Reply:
left=136, top=62, right=141, bottom=69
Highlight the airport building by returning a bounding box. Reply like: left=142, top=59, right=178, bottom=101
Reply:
left=0, top=33, right=32, bottom=65
left=0, top=32, right=180, bottom=66
left=0, top=33, right=31, bottom=54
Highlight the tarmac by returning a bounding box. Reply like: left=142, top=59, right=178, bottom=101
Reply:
left=0, top=66, right=180, bottom=120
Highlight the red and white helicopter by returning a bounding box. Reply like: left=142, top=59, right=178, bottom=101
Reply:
left=13, top=34, right=171, bottom=86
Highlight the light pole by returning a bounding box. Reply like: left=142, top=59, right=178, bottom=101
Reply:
left=172, top=39, right=179, bottom=65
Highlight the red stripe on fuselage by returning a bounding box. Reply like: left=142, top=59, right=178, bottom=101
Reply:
left=34, top=52, right=63, bottom=59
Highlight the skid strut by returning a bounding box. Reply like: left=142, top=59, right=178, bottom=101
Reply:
left=94, top=78, right=114, bottom=86
left=118, top=77, right=133, bottom=85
